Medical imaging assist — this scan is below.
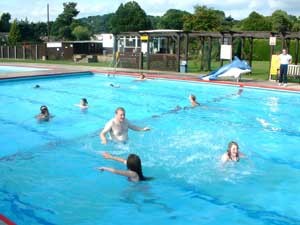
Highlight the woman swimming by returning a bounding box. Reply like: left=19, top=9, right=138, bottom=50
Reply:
left=97, top=152, right=151, bottom=182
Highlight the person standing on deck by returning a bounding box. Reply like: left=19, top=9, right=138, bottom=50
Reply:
left=278, top=49, right=292, bottom=87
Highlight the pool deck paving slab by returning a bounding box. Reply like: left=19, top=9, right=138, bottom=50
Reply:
left=1, top=62, right=300, bottom=92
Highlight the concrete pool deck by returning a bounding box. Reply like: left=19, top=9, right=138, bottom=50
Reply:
left=1, top=62, right=300, bottom=92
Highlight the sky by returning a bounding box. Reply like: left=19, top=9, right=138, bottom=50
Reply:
left=0, top=0, right=299, bottom=22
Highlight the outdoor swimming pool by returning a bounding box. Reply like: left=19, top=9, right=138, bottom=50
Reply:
left=0, top=73, right=299, bottom=225
left=0, top=65, right=48, bottom=73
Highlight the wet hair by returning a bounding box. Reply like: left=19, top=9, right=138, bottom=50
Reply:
left=190, top=95, right=196, bottom=101
left=81, top=98, right=88, bottom=106
left=115, top=107, right=125, bottom=114
left=34, top=85, right=40, bottom=88
left=227, top=141, right=239, bottom=161
left=126, top=154, right=146, bottom=181
left=40, top=105, right=48, bottom=113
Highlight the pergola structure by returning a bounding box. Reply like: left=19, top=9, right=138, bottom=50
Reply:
left=113, top=30, right=300, bottom=72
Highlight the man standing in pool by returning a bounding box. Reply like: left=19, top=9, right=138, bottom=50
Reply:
left=100, top=107, right=150, bottom=144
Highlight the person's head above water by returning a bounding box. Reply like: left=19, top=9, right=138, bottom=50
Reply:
left=115, top=107, right=126, bottom=122
left=40, top=105, right=49, bottom=115
left=81, top=98, right=88, bottom=106
left=34, top=85, right=40, bottom=88
left=126, top=154, right=145, bottom=181
left=227, top=141, right=240, bottom=161
left=190, top=94, right=196, bottom=101
left=189, top=94, right=200, bottom=106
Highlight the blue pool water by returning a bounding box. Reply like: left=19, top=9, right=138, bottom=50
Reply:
left=0, top=65, right=48, bottom=73
left=0, top=73, right=300, bottom=225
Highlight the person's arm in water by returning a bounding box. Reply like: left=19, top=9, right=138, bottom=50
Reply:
left=97, top=167, right=138, bottom=180
left=97, top=152, right=139, bottom=181
left=101, top=152, right=126, bottom=164
left=128, top=121, right=150, bottom=131
left=100, top=121, right=113, bottom=144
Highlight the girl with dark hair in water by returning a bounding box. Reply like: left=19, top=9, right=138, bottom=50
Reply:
left=36, top=105, right=51, bottom=121
left=97, top=152, right=152, bottom=182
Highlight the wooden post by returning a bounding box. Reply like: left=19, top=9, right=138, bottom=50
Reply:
left=249, top=37, right=253, bottom=67
left=139, top=52, right=143, bottom=70
left=200, top=37, right=205, bottom=71
left=281, top=34, right=286, bottom=49
left=241, top=37, right=245, bottom=60
left=0, top=46, right=3, bottom=58
left=35, top=44, right=38, bottom=60
left=207, top=36, right=212, bottom=71
left=146, top=34, right=150, bottom=70
left=220, top=34, right=224, bottom=67
left=295, top=38, right=299, bottom=65
left=7, top=46, right=10, bottom=59
left=184, top=33, right=189, bottom=71
left=177, top=33, right=181, bottom=72
left=14, top=46, right=17, bottom=59
left=112, top=34, right=118, bottom=65
left=229, top=33, right=233, bottom=60
left=23, top=46, right=25, bottom=59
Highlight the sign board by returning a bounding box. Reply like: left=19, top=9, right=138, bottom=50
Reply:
left=141, top=35, right=148, bottom=41
left=220, top=44, right=232, bottom=60
left=270, top=54, right=280, bottom=76
left=269, top=37, right=276, bottom=46
left=102, top=34, right=114, bottom=48
left=46, top=42, right=62, bottom=48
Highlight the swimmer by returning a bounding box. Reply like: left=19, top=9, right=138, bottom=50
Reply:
left=135, top=73, right=147, bottom=81
left=35, top=105, right=51, bottom=121
left=221, top=141, right=245, bottom=163
left=75, top=98, right=88, bottom=109
left=97, top=152, right=152, bottom=182
left=189, top=94, right=200, bottom=107
left=34, top=85, right=40, bottom=88
left=100, top=107, right=150, bottom=144
left=110, top=83, right=120, bottom=88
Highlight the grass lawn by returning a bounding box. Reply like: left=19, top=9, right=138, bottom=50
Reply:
left=0, top=58, right=270, bottom=81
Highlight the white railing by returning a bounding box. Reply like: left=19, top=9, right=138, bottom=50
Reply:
left=287, top=64, right=300, bottom=78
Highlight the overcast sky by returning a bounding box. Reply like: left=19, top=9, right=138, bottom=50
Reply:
left=0, top=0, right=299, bottom=22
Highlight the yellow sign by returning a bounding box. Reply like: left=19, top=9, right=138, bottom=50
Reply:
left=140, top=35, right=148, bottom=41
left=270, top=55, right=280, bottom=75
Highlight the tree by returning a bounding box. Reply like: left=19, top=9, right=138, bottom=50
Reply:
left=51, top=2, right=79, bottom=40
left=240, top=11, right=271, bottom=31
left=158, top=9, right=190, bottom=30
left=270, top=10, right=292, bottom=33
left=0, top=13, right=11, bottom=32
left=110, top=1, right=151, bottom=33
left=147, top=15, right=160, bottom=30
left=78, top=13, right=114, bottom=34
left=8, top=20, right=21, bottom=45
left=72, top=25, right=91, bottom=40
left=183, top=5, right=225, bottom=31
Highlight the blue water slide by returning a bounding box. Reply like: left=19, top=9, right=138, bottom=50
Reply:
left=200, top=56, right=251, bottom=80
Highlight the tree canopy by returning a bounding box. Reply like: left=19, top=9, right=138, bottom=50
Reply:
left=240, top=11, right=271, bottom=31
left=110, top=1, right=151, bottom=33
left=8, top=20, right=21, bottom=45
left=183, top=5, right=225, bottom=31
left=51, top=2, right=79, bottom=40
left=0, top=13, right=11, bottom=32
left=158, top=9, right=190, bottom=30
